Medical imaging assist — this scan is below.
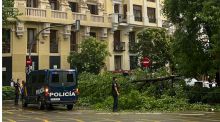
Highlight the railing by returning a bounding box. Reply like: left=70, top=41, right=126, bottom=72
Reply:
left=72, top=13, right=86, bottom=21
left=70, top=44, right=78, bottom=52
left=114, top=41, right=126, bottom=51
left=128, top=42, right=136, bottom=53
left=51, top=10, right=67, bottom=19
left=111, top=13, right=127, bottom=23
left=91, top=15, right=104, bottom=22
left=26, top=7, right=46, bottom=17
left=149, top=18, right=156, bottom=23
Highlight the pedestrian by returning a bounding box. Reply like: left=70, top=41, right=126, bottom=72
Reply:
left=10, top=78, right=15, bottom=87
left=14, top=79, right=21, bottom=105
left=112, top=77, right=120, bottom=112
left=21, top=80, right=26, bottom=101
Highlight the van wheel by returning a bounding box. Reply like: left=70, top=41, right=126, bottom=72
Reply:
left=67, top=105, right=73, bottom=110
left=22, top=99, right=28, bottom=107
left=38, top=100, right=45, bottom=110
left=46, top=104, right=53, bottom=110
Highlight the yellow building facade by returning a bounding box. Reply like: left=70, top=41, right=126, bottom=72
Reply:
left=2, top=0, right=166, bottom=85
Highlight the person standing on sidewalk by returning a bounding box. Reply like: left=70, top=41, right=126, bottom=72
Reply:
left=112, top=77, right=120, bottom=112
left=14, top=79, right=21, bottom=105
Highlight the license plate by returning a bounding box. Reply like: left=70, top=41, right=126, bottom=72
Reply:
left=50, top=98, right=60, bottom=101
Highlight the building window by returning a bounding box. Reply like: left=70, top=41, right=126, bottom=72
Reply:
left=69, top=2, right=78, bottom=12
left=87, top=4, right=98, bottom=15
left=27, top=28, right=37, bottom=53
left=147, top=0, right=156, bottom=2
left=133, top=5, right=142, bottom=21
left=70, top=31, right=77, bottom=52
left=129, top=32, right=135, bottom=43
left=130, top=56, right=138, bottom=70
left=147, top=7, right=156, bottom=23
left=26, top=0, right=38, bottom=7
left=114, top=4, right=120, bottom=13
left=115, top=55, right=122, bottom=70
left=50, top=30, right=59, bottom=53
left=90, top=32, right=96, bottom=38
left=49, top=0, right=59, bottom=10
left=129, top=32, right=135, bottom=52
left=2, top=28, right=11, bottom=53
left=114, top=30, right=121, bottom=43
left=123, top=4, right=127, bottom=19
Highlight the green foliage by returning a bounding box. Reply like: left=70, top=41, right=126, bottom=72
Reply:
left=135, top=28, right=172, bottom=70
left=68, top=37, right=110, bottom=74
left=77, top=71, right=216, bottom=112
left=185, top=86, right=220, bottom=104
left=2, top=86, right=15, bottom=100
left=163, top=0, right=220, bottom=78
left=2, top=0, right=21, bottom=25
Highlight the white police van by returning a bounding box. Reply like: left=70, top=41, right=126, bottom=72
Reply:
left=22, top=69, right=79, bottom=110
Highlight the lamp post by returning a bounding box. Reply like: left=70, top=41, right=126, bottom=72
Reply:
left=26, top=20, right=80, bottom=73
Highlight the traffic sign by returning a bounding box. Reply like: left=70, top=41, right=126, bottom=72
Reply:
left=141, top=57, right=151, bottom=68
left=26, top=58, right=32, bottom=66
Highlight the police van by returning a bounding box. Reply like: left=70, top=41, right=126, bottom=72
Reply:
left=22, top=69, right=79, bottom=110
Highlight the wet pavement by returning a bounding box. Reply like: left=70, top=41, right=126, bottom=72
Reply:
left=2, top=101, right=220, bottom=122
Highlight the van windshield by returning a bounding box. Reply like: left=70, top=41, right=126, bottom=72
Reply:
left=50, top=71, right=76, bottom=83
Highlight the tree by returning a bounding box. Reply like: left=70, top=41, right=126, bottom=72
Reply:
left=163, top=0, right=220, bottom=83
left=135, top=28, right=172, bottom=70
left=68, top=37, right=110, bottom=74
left=3, top=0, right=20, bottom=25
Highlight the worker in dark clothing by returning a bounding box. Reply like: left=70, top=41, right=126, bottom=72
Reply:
left=21, top=80, right=26, bottom=101
left=14, top=79, right=21, bottom=105
left=112, top=77, right=120, bottom=112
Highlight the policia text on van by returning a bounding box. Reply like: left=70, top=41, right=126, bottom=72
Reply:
left=22, top=69, right=79, bottom=110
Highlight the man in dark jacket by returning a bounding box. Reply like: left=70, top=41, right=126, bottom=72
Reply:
left=112, top=77, right=120, bottom=112
left=14, top=79, right=21, bottom=105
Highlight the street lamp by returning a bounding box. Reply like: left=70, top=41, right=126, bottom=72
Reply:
left=27, top=20, right=80, bottom=72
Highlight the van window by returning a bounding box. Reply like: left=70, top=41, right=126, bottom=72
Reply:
left=52, top=74, right=59, bottom=83
left=62, top=71, right=76, bottom=82
left=67, top=74, right=73, bottom=82
left=50, top=71, right=76, bottom=83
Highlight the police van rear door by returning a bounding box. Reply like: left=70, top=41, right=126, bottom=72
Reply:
left=49, top=70, right=77, bottom=102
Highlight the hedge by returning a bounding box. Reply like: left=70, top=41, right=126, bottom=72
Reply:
left=3, top=86, right=15, bottom=100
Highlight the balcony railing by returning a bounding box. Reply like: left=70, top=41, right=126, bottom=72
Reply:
left=72, top=12, right=86, bottom=21
left=26, top=7, right=46, bottom=17
left=114, top=42, right=125, bottom=51
left=128, top=42, right=136, bottom=53
left=149, top=18, right=156, bottom=23
left=91, top=15, right=104, bottom=22
left=70, top=44, right=78, bottom=52
left=111, top=13, right=127, bottom=23
left=51, top=10, right=67, bottom=19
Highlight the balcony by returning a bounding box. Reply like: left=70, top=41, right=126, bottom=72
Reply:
left=149, top=18, right=156, bottom=23
left=91, top=15, right=104, bottom=22
left=111, top=13, right=127, bottom=24
left=128, top=42, right=136, bottom=53
left=72, top=12, right=86, bottom=21
left=51, top=10, right=67, bottom=19
left=114, top=42, right=125, bottom=52
left=25, top=7, right=46, bottom=17
left=72, top=12, right=111, bottom=27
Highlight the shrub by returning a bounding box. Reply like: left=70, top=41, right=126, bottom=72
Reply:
left=3, top=86, right=15, bottom=100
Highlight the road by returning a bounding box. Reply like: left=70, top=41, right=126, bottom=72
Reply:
left=3, top=101, right=220, bottom=122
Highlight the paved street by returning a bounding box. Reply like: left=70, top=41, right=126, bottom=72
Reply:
left=2, top=101, right=220, bottom=122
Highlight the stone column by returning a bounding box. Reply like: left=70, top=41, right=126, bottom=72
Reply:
left=156, top=0, right=162, bottom=27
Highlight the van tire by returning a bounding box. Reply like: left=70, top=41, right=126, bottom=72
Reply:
left=67, top=105, right=73, bottom=110
left=46, top=104, right=53, bottom=110
left=38, top=100, right=45, bottom=110
left=22, top=99, right=28, bottom=107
